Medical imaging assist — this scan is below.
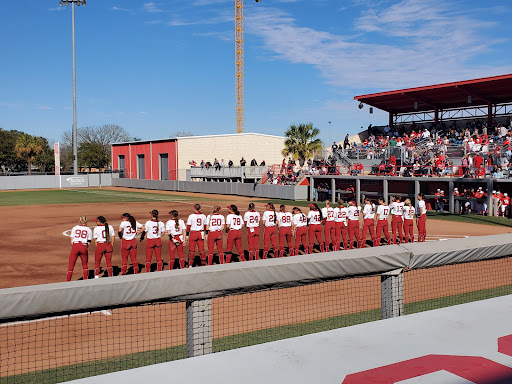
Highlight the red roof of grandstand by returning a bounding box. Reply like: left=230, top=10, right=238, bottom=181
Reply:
left=354, top=74, right=512, bottom=114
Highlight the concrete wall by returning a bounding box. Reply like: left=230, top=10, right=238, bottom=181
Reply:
left=0, top=174, right=117, bottom=190
left=113, top=178, right=308, bottom=200
left=177, top=133, right=285, bottom=181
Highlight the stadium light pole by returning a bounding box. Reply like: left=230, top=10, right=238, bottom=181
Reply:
left=59, top=0, right=86, bottom=175
left=328, top=121, right=331, bottom=147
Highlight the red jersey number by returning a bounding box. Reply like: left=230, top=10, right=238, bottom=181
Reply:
left=75, top=229, right=88, bottom=239
left=211, top=218, right=222, bottom=227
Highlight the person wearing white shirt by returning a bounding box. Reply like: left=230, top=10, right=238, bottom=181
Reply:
left=262, top=203, right=278, bottom=259
left=360, top=198, right=377, bottom=248
left=416, top=193, right=427, bottom=242
left=333, top=200, right=348, bottom=251
left=277, top=205, right=293, bottom=257
left=321, top=200, right=336, bottom=251
left=206, top=206, right=225, bottom=265
left=244, top=203, right=261, bottom=261
left=375, top=198, right=391, bottom=246
left=402, top=199, right=416, bottom=243
left=141, top=210, right=166, bottom=273
left=389, top=195, right=405, bottom=245
left=166, top=210, right=187, bottom=269
left=187, top=204, right=208, bottom=267
left=307, top=203, right=324, bottom=254
left=93, top=216, right=115, bottom=278
left=67, top=216, right=92, bottom=281
left=225, top=205, right=245, bottom=262
left=119, top=213, right=143, bottom=275
left=346, top=200, right=361, bottom=249
left=292, top=207, right=308, bottom=255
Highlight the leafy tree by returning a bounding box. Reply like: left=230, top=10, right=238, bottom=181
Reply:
left=78, top=141, right=109, bottom=169
left=172, top=130, right=194, bottom=137
left=33, top=137, right=54, bottom=172
left=282, top=123, right=322, bottom=166
left=61, top=124, right=132, bottom=170
left=14, top=134, right=44, bottom=175
left=0, top=128, right=26, bottom=173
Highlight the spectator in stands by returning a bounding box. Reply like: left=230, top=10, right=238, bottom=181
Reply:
left=189, top=160, right=197, bottom=167
left=240, top=157, right=247, bottom=166
left=221, top=159, right=225, bottom=168
left=307, top=158, right=313, bottom=173
left=260, top=160, right=266, bottom=166
left=200, top=160, right=205, bottom=168
left=213, top=158, right=221, bottom=171
left=228, top=160, right=233, bottom=168
left=493, top=166, right=504, bottom=179
left=250, top=158, right=257, bottom=166
left=332, top=142, right=338, bottom=154
left=344, top=134, right=350, bottom=150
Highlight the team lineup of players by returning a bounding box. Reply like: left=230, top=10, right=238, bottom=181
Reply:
left=66, top=193, right=428, bottom=281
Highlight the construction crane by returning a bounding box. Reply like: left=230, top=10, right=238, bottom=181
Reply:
left=235, top=0, right=261, bottom=134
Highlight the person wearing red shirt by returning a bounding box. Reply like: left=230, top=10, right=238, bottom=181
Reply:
left=500, top=193, right=510, bottom=217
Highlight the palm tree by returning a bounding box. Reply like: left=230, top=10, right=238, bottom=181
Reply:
left=282, top=123, right=322, bottom=166
left=14, top=134, right=44, bottom=175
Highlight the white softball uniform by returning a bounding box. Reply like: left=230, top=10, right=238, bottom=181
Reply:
left=71, top=225, right=92, bottom=244
left=307, top=210, right=322, bottom=225
left=93, top=225, right=115, bottom=243
left=206, top=214, right=225, bottom=231
left=346, top=206, right=361, bottom=221
left=144, top=220, right=166, bottom=239
left=226, top=214, right=244, bottom=230
left=293, top=213, right=308, bottom=227
left=416, top=200, right=427, bottom=216
left=277, top=212, right=293, bottom=227
left=187, top=213, right=207, bottom=231
left=321, top=207, right=335, bottom=222
left=262, top=210, right=277, bottom=227
left=334, top=207, right=348, bottom=225
left=389, top=202, right=405, bottom=216
left=363, top=204, right=376, bottom=220
left=402, top=206, right=415, bottom=220
left=120, top=221, right=142, bottom=240
left=244, top=211, right=261, bottom=228
left=166, top=219, right=186, bottom=241
left=376, top=205, right=390, bottom=220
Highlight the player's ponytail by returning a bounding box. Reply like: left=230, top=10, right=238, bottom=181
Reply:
left=170, top=210, right=180, bottom=232
left=194, top=204, right=201, bottom=213
left=248, top=202, right=255, bottom=211
left=213, top=205, right=221, bottom=214
left=311, top=203, right=323, bottom=220
left=267, top=203, right=276, bottom=223
left=79, top=216, right=87, bottom=226
left=128, top=215, right=137, bottom=231
left=231, top=205, right=240, bottom=216
left=97, top=216, right=110, bottom=243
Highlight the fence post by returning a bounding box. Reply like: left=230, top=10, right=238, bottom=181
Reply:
left=381, top=269, right=403, bottom=319
left=186, top=299, right=213, bottom=357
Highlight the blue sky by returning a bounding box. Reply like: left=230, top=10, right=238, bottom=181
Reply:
left=1, top=0, right=512, bottom=145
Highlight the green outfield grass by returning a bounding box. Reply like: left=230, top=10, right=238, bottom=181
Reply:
left=3, top=283, right=511, bottom=384
left=0, top=189, right=214, bottom=206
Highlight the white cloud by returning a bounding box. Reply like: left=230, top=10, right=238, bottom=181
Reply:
left=37, top=105, right=54, bottom=111
left=144, top=2, right=164, bottom=13
left=245, top=1, right=511, bottom=91
left=112, top=6, right=135, bottom=14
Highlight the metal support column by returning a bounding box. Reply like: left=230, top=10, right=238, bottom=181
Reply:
left=381, top=269, right=404, bottom=319
left=383, top=179, right=388, bottom=203
left=309, top=176, right=314, bottom=201
left=448, top=181, right=454, bottom=214
left=487, top=178, right=493, bottom=217
left=331, top=177, right=336, bottom=202
left=414, top=180, right=420, bottom=208
left=186, top=299, right=212, bottom=358
left=356, top=178, right=361, bottom=206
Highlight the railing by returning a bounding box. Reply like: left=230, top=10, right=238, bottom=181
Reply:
left=189, top=166, right=267, bottom=179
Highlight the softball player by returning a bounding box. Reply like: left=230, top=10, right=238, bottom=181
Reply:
left=225, top=205, right=244, bottom=263
left=244, top=203, right=261, bottom=261
left=389, top=195, right=405, bottom=244
left=166, top=210, right=187, bottom=269
left=119, top=213, right=143, bottom=274
left=142, top=210, right=165, bottom=272
left=206, top=206, right=225, bottom=265
left=187, top=204, right=208, bottom=267
left=93, top=216, right=115, bottom=278
left=402, top=199, right=415, bottom=243
left=333, top=200, right=348, bottom=251
left=375, top=197, right=391, bottom=246
left=346, top=200, right=361, bottom=249
left=360, top=197, right=377, bottom=248
left=277, top=205, right=293, bottom=257
left=321, top=200, right=335, bottom=251
left=415, top=193, right=427, bottom=242
left=307, top=203, right=324, bottom=254
left=262, top=203, right=278, bottom=259
left=292, top=207, right=308, bottom=255
left=67, top=216, right=92, bottom=281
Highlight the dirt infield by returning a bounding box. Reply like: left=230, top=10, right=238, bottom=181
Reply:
left=0, top=187, right=509, bottom=289
left=0, top=187, right=511, bottom=379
